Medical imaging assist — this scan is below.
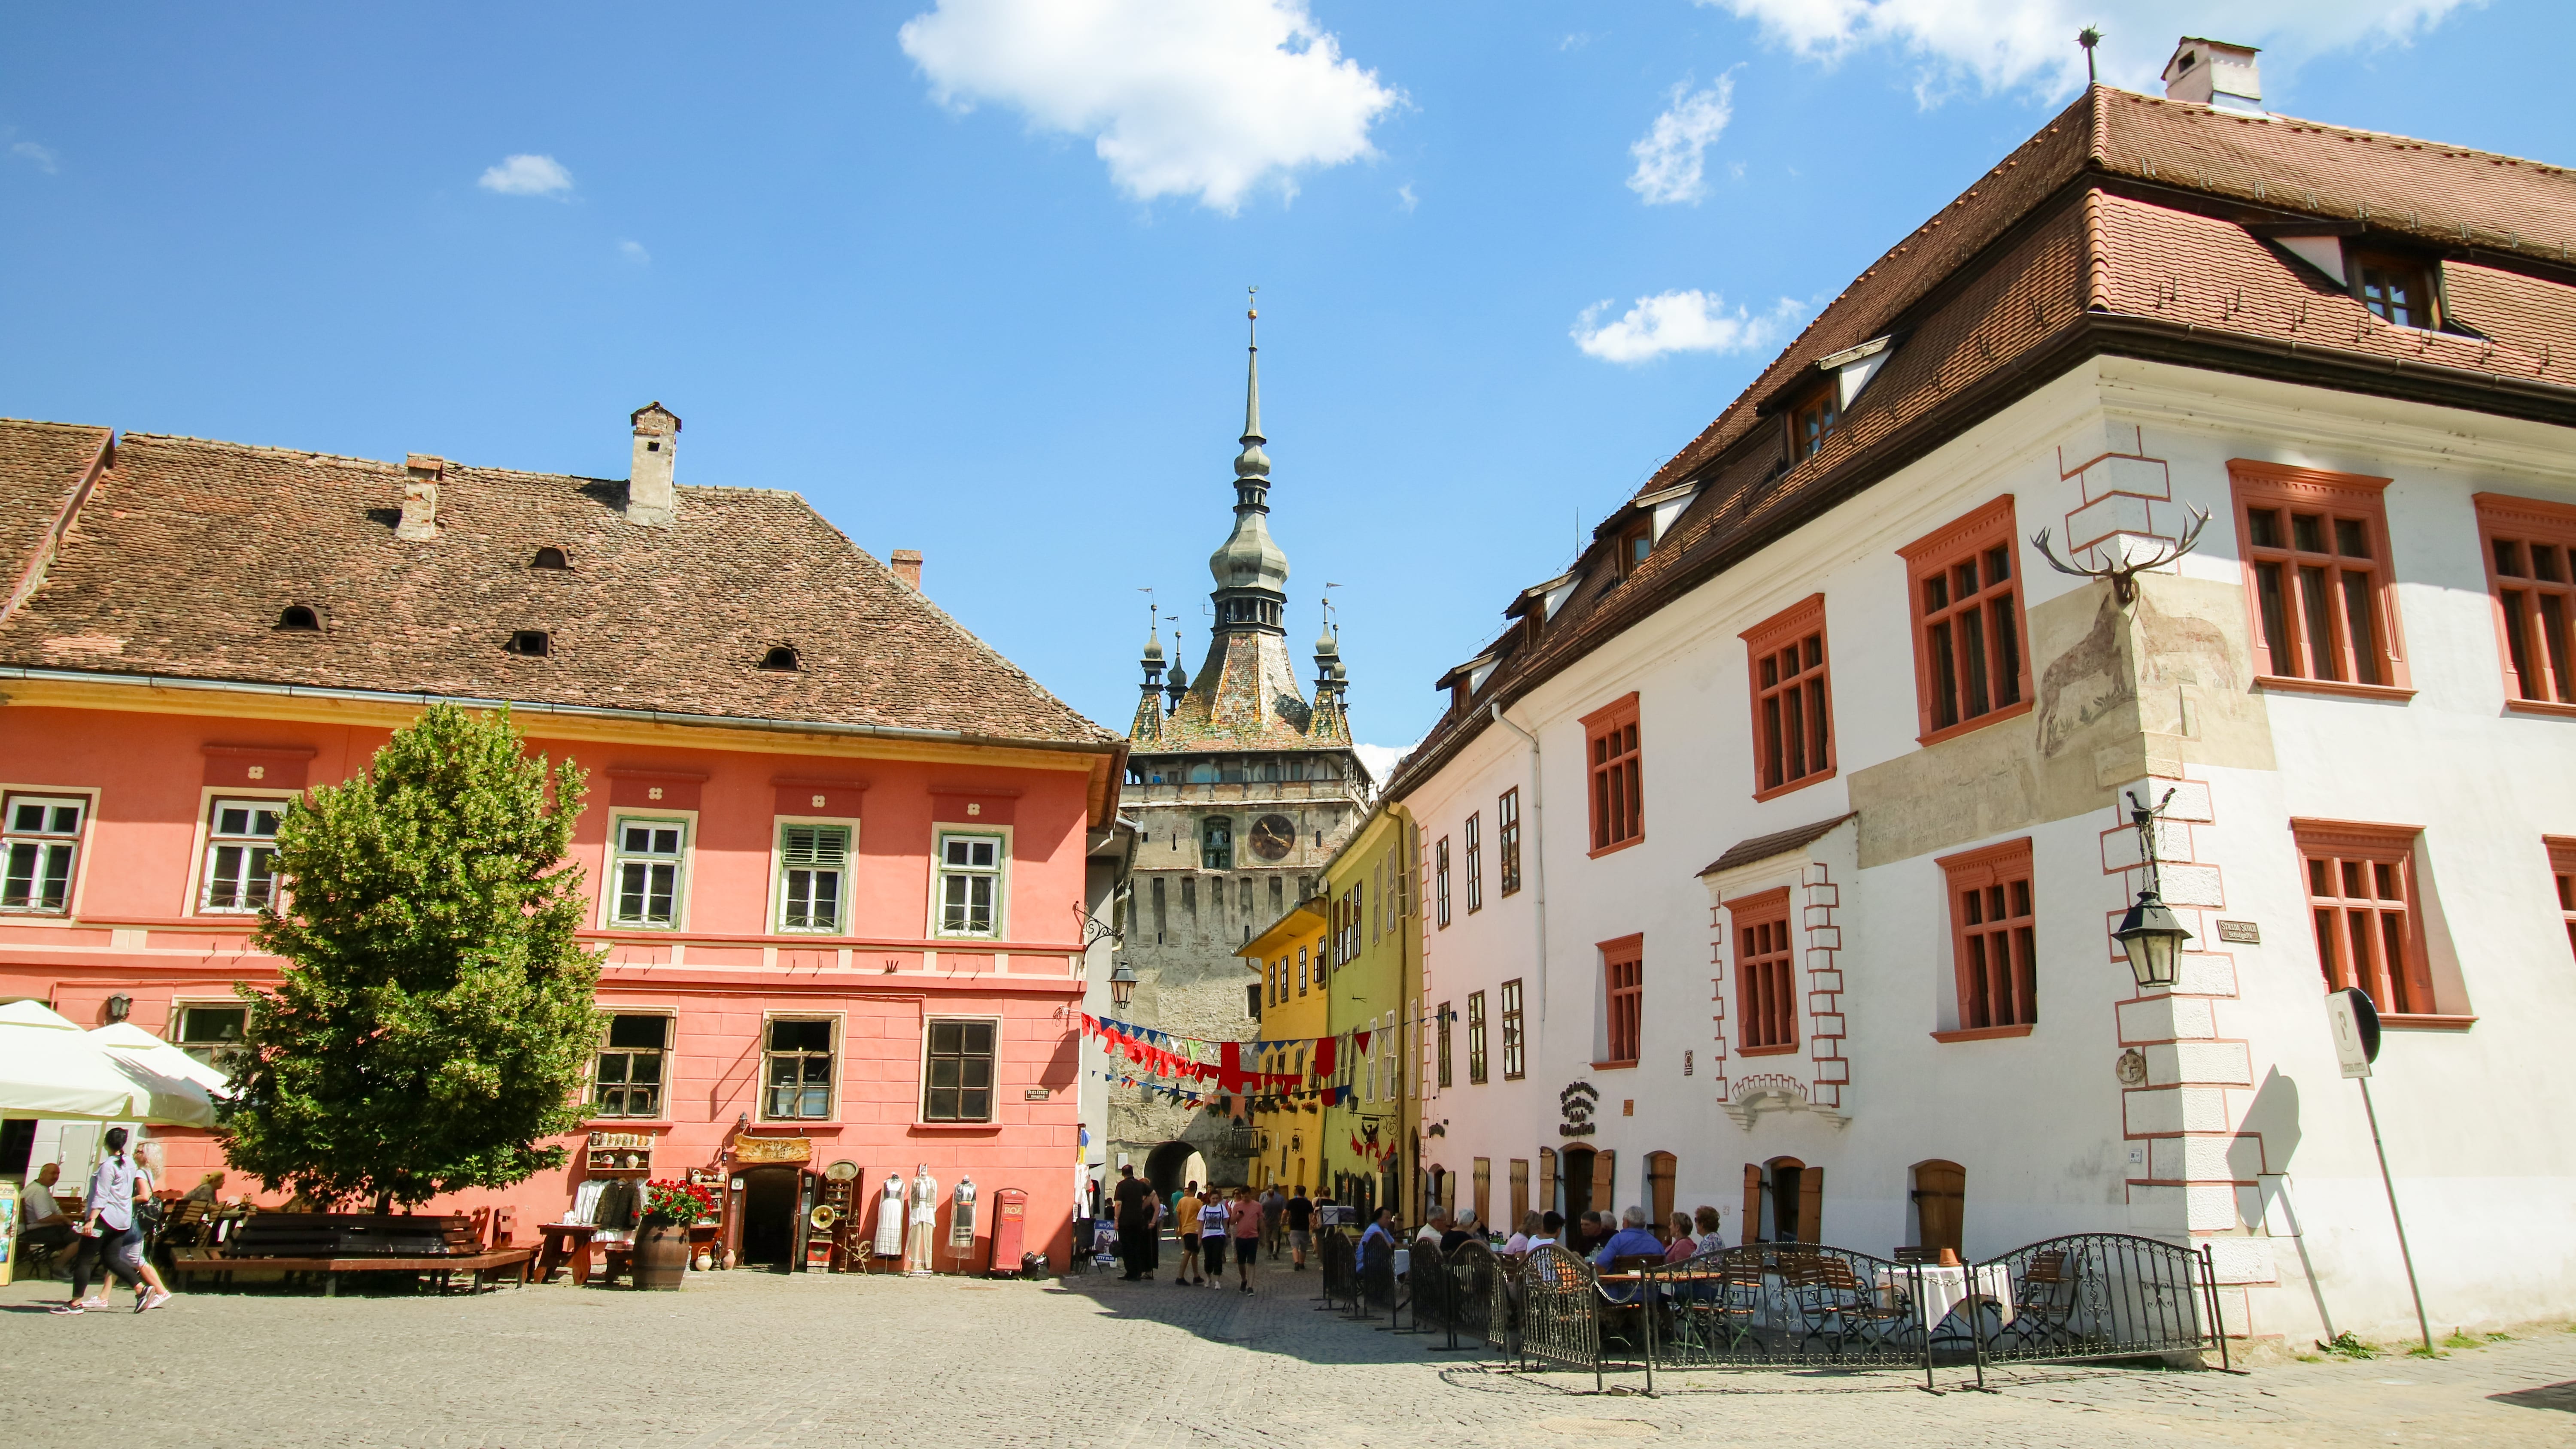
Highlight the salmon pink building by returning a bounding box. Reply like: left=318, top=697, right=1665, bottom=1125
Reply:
left=0, top=404, right=1125, bottom=1272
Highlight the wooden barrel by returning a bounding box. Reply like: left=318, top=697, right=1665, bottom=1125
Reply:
left=633, top=1223, right=690, bottom=1291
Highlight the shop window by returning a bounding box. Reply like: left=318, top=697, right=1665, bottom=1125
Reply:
left=776, top=824, right=850, bottom=933
left=1498, top=788, right=1522, bottom=896
left=1583, top=693, right=1644, bottom=855
left=1938, top=838, right=2037, bottom=1034
left=2476, top=493, right=2576, bottom=712
left=922, top=1018, right=996, bottom=1123
left=2295, top=820, right=2434, bottom=1018
left=762, top=1017, right=835, bottom=1120
left=2231, top=462, right=2407, bottom=694
left=609, top=818, right=686, bottom=928
left=1730, top=888, right=1798, bottom=1053
left=1742, top=595, right=1834, bottom=798
left=1600, top=934, right=1643, bottom=1067
left=2550, top=838, right=2576, bottom=962
left=1202, top=816, right=1233, bottom=871
left=1899, top=498, right=2031, bottom=743
left=935, top=831, right=1004, bottom=938
left=173, top=1003, right=248, bottom=1073
left=1435, top=836, right=1452, bottom=928
left=1437, top=1000, right=1453, bottom=1087
left=1464, top=812, right=1483, bottom=913
left=593, top=1014, right=670, bottom=1118
left=202, top=798, right=285, bottom=913
left=1499, top=978, right=1526, bottom=1081
left=1466, top=991, right=1488, bottom=1084
left=2, top=794, right=86, bottom=914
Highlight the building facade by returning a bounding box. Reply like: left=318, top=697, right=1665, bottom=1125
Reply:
left=1238, top=897, right=1327, bottom=1196
left=1393, top=48, right=2576, bottom=1343
left=1106, top=311, right=1371, bottom=1197
left=1316, top=800, right=1417, bottom=1222
left=0, top=406, right=1124, bottom=1272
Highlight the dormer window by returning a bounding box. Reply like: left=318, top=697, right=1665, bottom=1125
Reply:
left=276, top=605, right=321, bottom=632
left=1616, top=521, right=1652, bottom=579
left=1792, top=387, right=1840, bottom=461
left=759, top=645, right=801, bottom=672
left=505, top=629, right=552, bottom=657
left=532, top=547, right=569, bottom=570
left=2353, top=251, right=2435, bottom=330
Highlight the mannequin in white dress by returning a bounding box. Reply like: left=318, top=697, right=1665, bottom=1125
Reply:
left=872, top=1173, right=906, bottom=1261
left=904, top=1164, right=939, bottom=1275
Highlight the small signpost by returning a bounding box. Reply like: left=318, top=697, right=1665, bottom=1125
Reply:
left=2326, top=987, right=2431, bottom=1352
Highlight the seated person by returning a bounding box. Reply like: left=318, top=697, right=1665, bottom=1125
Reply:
left=1591, top=1206, right=1669, bottom=1303
left=1440, top=1209, right=1479, bottom=1255
left=1504, top=1210, right=1543, bottom=1255
left=1662, top=1212, right=1699, bottom=1263
left=182, top=1172, right=226, bottom=1205
left=15, top=1163, right=76, bottom=1263
left=1357, top=1208, right=1397, bottom=1272
left=1412, top=1209, right=1448, bottom=1249
left=1693, top=1204, right=1727, bottom=1255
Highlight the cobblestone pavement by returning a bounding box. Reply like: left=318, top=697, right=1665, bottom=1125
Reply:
left=2, top=1265, right=2570, bottom=1447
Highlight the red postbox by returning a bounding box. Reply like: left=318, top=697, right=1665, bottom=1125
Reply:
left=986, top=1188, right=1027, bottom=1276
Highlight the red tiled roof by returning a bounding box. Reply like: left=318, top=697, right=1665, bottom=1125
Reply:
left=0, top=419, right=113, bottom=622
left=0, top=428, right=1118, bottom=750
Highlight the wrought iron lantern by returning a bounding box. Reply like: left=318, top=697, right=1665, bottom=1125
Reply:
left=2113, top=788, right=2192, bottom=989
left=1107, top=961, right=1137, bottom=1009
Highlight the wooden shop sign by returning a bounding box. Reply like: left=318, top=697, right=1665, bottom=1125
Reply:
left=733, top=1134, right=814, bottom=1164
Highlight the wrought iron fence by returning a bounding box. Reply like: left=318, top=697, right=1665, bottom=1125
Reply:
left=1315, top=1228, right=1353, bottom=1312
left=1514, top=1245, right=1609, bottom=1390
left=1635, top=1244, right=1936, bottom=1380
left=1970, top=1234, right=2228, bottom=1372
left=1355, top=1238, right=1398, bottom=1321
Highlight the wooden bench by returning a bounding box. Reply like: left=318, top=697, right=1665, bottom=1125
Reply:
left=179, top=1213, right=535, bottom=1295
left=171, top=1246, right=535, bottom=1295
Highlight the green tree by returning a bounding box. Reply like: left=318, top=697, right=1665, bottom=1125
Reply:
left=224, top=704, right=603, bottom=1213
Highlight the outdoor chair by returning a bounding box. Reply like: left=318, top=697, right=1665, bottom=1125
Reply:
left=2003, top=1249, right=2082, bottom=1346
left=1785, top=1253, right=1877, bottom=1354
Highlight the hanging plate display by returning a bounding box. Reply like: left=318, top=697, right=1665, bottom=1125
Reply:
left=824, top=1159, right=861, bottom=1182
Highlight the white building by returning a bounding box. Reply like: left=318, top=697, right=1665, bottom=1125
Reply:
left=1392, top=47, right=2576, bottom=1345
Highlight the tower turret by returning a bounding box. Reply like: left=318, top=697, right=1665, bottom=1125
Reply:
left=1206, top=299, right=1289, bottom=634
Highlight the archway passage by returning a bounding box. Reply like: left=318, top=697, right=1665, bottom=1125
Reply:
left=1143, top=1140, right=1198, bottom=1203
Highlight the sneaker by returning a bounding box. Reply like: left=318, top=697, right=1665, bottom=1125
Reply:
left=74, top=1297, right=108, bottom=1310
left=49, top=1303, right=83, bottom=1315
left=137, top=1290, right=172, bottom=1313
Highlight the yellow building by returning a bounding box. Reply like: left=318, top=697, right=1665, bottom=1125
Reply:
left=1315, top=800, right=1418, bottom=1224
left=1236, top=896, right=1328, bottom=1194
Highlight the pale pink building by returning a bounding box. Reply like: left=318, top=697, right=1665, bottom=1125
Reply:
left=0, top=406, right=1126, bottom=1272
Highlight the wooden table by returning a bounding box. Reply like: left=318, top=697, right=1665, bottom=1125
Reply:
left=534, top=1224, right=599, bottom=1285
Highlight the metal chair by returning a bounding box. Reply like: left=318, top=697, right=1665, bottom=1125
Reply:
left=2005, top=1249, right=2082, bottom=1346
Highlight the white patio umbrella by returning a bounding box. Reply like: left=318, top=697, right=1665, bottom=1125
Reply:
left=90, top=1022, right=230, bottom=1127
left=0, top=999, right=152, bottom=1120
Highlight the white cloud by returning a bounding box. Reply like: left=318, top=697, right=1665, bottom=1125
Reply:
left=477, top=153, right=574, bottom=197
left=1627, top=77, right=1734, bottom=205
left=897, top=0, right=1401, bottom=213
left=1704, top=0, right=2474, bottom=98
left=618, top=239, right=650, bottom=264
left=1573, top=290, right=1800, bottom=364
left=1396, top=182, right=1418, bottom=212
left=9, top=140, right=59, bottom=174
left=1352, top=742, right=1414, bottom=790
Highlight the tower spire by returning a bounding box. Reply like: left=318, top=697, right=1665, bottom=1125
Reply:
left=1241, top=288, right=1263, bottom=447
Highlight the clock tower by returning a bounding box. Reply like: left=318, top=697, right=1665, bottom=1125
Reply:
left=1108, top=301, right=1370, bottom=1198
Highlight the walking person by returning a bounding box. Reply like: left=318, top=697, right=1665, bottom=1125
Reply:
left=1174, top=1181, right=1205, bottom=1286
left=1228, top=1186, right=1263, bottom=1294
left=1260, top=1185, right=1286, bottom=1260
left=1197, top=1190, right=1230, bottom=1286
left=54, top=1127, right=161, bottom=1313
left=1111, top=1166, right=1154, bottom=1282
left=1285, top=1184, right=1314, bottom=1270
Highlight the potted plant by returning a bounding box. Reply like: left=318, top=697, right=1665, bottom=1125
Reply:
left=635, top=1179, right=715, bottom=1290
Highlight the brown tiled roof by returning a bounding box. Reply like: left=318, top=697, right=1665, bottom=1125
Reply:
left=1699, top=814, right=1856, bottom=879
left=0, top=429, right=1118, bottom=750
left=1389, top=86, right=2576, bottom=798
left=0, top=420, right=113, bottom=621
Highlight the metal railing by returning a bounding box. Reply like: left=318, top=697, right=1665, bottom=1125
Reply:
left=1969, top=1234, right=2230, bottom=1373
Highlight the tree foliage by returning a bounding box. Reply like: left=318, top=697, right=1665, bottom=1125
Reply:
left=224, top=705, right=603, bottom=1212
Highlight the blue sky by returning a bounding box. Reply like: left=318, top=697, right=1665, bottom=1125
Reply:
left=4, top=1, right=2563, bottom=767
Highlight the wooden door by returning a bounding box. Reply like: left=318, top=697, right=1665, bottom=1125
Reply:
left=1509, top=1159, right=1530, bottom=1233
left=1538, top=1148, right=1557, bottom=1218
left=1473, top=1158, right=1492, bottom=1231
left=1741, top=1164, right=1762, bottom=1244
left=1913, top=1161, right=1965, bottom=1257
left=1591, top=1149, right=1617, bottom=1222
left=1645, top=1152, right=1677, bottom=1230
left=1796, top=1165, right=1824, bottom=1244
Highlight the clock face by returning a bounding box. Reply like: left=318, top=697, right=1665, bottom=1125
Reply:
left=1249, top=814, right=1296, bottom=861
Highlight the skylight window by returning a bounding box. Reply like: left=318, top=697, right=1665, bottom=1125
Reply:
left=505, top=630, right=552, bottom=657
left=276, top=605, right=321, bottom=632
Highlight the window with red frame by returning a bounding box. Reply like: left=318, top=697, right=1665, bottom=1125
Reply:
left=1601, top=937, right=1643, bottom=1066
left=1898, top=500, right=2030, bottom=742
left=1615, top=521, right=1652, bottom=580
left=1790, top=387, right=1838, bottom=461
left=1584, top=694, right=1644, bottom=853
left=2231, top=462, right=2406, bottom=690
left=2294, top=820, right=2431, bottom=1016
left=2549, top=838, right=2576, bottom=962
left=2477, top=493, right=2576, bottom=709
left=1742, top=595, right=1834, bottom=797
left=1730, top=889, right=1797, bottom=1052
left=1938, top=840, right=2036, bottom=1031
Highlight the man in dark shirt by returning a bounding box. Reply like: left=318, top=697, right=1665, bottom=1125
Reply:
left=1285, top=1187, right=1315, bottom=1270
left=1111, top=1166, right=1156, bottom=1281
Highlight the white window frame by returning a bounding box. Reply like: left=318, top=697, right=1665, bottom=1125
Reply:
left=606, top=814, right=693, bottom=930
left=2, top=791, right=92, bottom=916
left=769, top=816, right=857, bottom=935
left=761, top=1012, right=841, bottom=1122
left=930, top=826, right=1010, bottom=940
left=919, top=1014, right=1002, bottom=1124
left=591, top=1010, right=676, bottom=1121
left=199, top=796, right=289, bottom=915
left=168, top=995, right=251, bottom=1073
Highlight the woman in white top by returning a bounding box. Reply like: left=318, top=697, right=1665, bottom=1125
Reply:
left=1503, top=1210, right=1544, bottom=1255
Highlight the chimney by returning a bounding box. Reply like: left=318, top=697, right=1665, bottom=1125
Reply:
left=626, top=401, right=680, bottom=526
left=890, top=549, right=923, bottom=591
left=396, top=454, right=443, bottom=541
left=2163, top=37, right=2262, bottom=115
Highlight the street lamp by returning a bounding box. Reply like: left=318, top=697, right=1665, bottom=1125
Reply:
left=1108, top=961, right=1137, bottom=1009
left=2112, top=788, right=2192, bottom=989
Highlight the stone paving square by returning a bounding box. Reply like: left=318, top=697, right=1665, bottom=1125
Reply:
left=1, top=1269, right=2570, bottom=1447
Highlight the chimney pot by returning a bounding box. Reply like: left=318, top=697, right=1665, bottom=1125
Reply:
left=396, top=455, right=443, bottom=541
left=891, top=549, right=923, bottom=591
left=626, top=401, right=680, bottom=526
left=2163, top=36, right=2262, bottom=114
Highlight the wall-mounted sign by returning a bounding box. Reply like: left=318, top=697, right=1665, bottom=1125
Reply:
left=733, top=1134, right=814, bottom=1164
left=1557, top=1081, right=1600, bottom=1138
left=1024, top=1087, right=1051, bottom=1100
left=2216, top=920, right=2261, bottom=944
